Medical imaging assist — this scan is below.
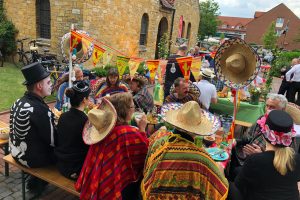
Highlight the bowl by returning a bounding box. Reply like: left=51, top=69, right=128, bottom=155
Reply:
left=203, top=136, right=215, bottom=147
left=0, top=128, right=9, bottom=140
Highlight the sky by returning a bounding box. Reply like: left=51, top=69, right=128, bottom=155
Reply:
left=205, top=0, right=300, bottom=18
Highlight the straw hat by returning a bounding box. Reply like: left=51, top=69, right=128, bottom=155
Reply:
left=214, top=38, right=261, bottom=89
left=165, top=101, right=220, bottom=136
left=200, top=68, right=215, bottom=79
left=123, top=73, right=148, bottom=87
left=286, top=102, right=300, bottom=125
left=82, top=98, right=117, bottom=145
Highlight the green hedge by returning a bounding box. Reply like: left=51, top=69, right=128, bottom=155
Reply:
left=270, top=51, right=300, bottom=77
left=91, top=62, right=147, bottom=78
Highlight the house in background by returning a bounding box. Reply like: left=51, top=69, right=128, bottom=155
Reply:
left=217, top=16, right=253, bottom=39
left=245, top=3, right=300, bottom=50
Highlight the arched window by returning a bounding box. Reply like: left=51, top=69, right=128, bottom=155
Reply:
left=36, top=0, right=51, bottom=39
left=139, top=13, right=149, bottom=46
left=181, top=21, right=185, bottom=38
left=186, top=23, right=191, bottom=41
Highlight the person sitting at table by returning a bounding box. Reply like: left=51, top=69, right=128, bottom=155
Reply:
left=229, top=93, right=288, bottom=180
left=193, top=68, right=217, bottom=110
left=94, top=67, right=128, bottom=100
left=141, top=101, right=228, bottom=199
left=232, top=110, right=300, bottom=200
left=123, top=73, right=154, bottom=113
left=75, top=92, right=149, bottom=200
left=165, top=77, right=200, bottom=105
left=55, top=81, right=91, bottom=180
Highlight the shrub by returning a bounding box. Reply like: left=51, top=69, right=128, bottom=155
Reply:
left=0, top=7, right=18, bottom=56
left=271, top=51, right=300, bottom=77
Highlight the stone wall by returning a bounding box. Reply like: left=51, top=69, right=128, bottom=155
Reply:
left=4, top=0, right=199, bottom=63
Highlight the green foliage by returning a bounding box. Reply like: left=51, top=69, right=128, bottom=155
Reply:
left=220, top=33, right=225, bottom=40
left=0, top=7, right=18, bottom=55
left=262, top=22, right=278, bottom=49
left=271, top=51, right=300, bottom=78
left=91, top=62, right=147, bottom=78
left=198, top=0, right=220, bottom=40
left=158, top=33, right=170, bottom=59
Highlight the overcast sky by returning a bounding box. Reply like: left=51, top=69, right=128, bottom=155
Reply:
left=202, top=0, right=300, bottom=18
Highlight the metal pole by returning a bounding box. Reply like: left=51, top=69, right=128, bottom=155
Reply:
left=68, top=24, right=74, bottom=109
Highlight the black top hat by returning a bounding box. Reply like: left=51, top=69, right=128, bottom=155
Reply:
left=21, top=62, right=50, bottom=85
left=266, top=110, right=293, bottom=133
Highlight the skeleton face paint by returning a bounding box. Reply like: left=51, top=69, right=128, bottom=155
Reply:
left=40, top=77, right=52, bottom=97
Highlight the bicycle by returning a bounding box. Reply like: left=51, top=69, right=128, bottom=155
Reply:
left=16, top=38, right=31, bottom=67
left=28, top=39, right=58, bottom=63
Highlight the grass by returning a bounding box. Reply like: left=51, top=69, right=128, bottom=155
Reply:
left=0, top=62, right=56, bottom=112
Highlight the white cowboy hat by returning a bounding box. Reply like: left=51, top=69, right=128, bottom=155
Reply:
left=200, top=68, right=215, bottom=78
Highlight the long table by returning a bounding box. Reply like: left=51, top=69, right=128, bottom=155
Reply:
left=0, top=121, right=9, bottom=176
left=210, top=97, right=265, bottom=124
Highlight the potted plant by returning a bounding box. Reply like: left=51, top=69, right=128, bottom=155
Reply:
left=249, top=86, right=262, bottom=105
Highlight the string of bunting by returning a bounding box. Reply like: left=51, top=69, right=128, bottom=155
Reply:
left=70, top=30, right=202, bottom=84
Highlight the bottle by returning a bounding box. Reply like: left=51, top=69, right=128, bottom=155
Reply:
left=194, top=136, right=204, bottom=148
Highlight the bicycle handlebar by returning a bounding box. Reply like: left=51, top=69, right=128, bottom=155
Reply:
left=16, top=38, right=30, bottom=42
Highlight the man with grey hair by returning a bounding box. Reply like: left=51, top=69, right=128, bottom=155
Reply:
left=229, top=93, right=288, bottom=180
left=164, top=43, right=196, bottom=98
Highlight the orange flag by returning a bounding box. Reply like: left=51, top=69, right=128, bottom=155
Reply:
left=147, top=60, right=160, bottom=84
left=191, top=57, right=202, bottom=81
left=70, top=31, right=82, bottom=51
left=176, top=56, right=193, bottom=82
left=117, top=56, right=130, bottom=78
left=92, top=44, right=105, bottom=67
left=128, top=58, right=143, bottom=79
left=157, top=60, right=168, bottom=84
left=82, top=37, right=92, bottom=55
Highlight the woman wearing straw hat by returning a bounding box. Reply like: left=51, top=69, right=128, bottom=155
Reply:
left=75, top=92, right=148, bottom=200
left=141, top=101, right=229, bottom=200
left=55, top=81, right=91, bottom=180
left=232, top=110, right=300, bottom=200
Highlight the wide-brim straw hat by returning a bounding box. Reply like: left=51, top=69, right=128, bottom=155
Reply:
left=214, top=38, right=261, bottom=89
left=82, top=98, right=117, bottom=145
left=286, top=102, right=300, bottom=125
left=164, top=101, right=221, bottom=136
left=200, top=68, right=215, bottom=78
left=123, top=73, right=148, bottom=87
left=169, top=80, right=201, bottom=99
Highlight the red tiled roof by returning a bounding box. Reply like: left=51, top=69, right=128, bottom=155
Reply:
left=218, top=16, right=253, bottom=27
left=254, top=11, right=265, bottom=18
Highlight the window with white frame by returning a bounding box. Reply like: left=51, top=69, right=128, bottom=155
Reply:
left=276, top=18, right=284, bottom=28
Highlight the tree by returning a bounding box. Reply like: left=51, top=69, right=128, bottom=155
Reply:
left=157, top=33, right=170, bottom=59
left=262, top=21, right=277, bottom=49
left=198, top=0, right=220, bottom=40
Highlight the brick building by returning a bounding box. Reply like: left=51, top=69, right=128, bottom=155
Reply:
left=3, top=0, right=200, bottom=63
left=217, top=16, right=252, bottom=39
left=245, top=3, right=300, bottom=50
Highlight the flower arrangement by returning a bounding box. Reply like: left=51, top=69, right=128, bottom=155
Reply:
left=249, top=86, right=262, bottom=96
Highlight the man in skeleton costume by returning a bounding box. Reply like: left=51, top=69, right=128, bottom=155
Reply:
left=10, top=62, right=57, bottom=194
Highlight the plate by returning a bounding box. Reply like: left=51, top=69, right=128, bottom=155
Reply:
left=206, top=147, right=229, bottom=161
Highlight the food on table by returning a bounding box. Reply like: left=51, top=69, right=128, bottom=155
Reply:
left=217, top=92, right=228, bottom=98
left=0, top=127, right=9, bottom=140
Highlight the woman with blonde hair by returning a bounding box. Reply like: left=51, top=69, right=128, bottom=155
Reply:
left=75, top=92, right=148, bottom=200
left=233, top=110, right=300, bottom=200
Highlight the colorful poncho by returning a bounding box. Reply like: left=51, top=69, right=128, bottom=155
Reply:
left=75, top=125, right=149, bottom=200
left=95, top=82, right=128, bottom=98
left=141, top=128, right=229, bottom=200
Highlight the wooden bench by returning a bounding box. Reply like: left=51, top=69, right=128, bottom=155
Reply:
left=3, top=154, right=80, bottom=200
left=235, top=120, right=253, bottom=128
left=0, top=121, right=10, bottom=176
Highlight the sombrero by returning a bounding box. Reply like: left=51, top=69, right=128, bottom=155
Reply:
left=82, top=98, right=117, bottom=145
left=161, top=102, right=221, bottom=136
left=214, top=38, right=261, bottom=89
left=123, top=73, right=148, bottom=87
left=169, top=80, right=201, bottom=99
left=286, top=102, right=300, bottom=125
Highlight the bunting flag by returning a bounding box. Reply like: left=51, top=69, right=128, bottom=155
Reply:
left=191, top=57, right=202, bottom=81
left=92, top=44, right=105, bottom=67
left=70, top=30, right=82, bottom=51
left=128, top=58, right=143, bottom=79
left=176, top=56, right=193, bottom=82
left=82, top=37, right=92, bottom=55
left=157, top=60, right=168, bottom=84
left=146, top=60, right=160, bottom=84
left=117, top=56, right=130, bottom=78
left=102, top=51, right=113, bottom=66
